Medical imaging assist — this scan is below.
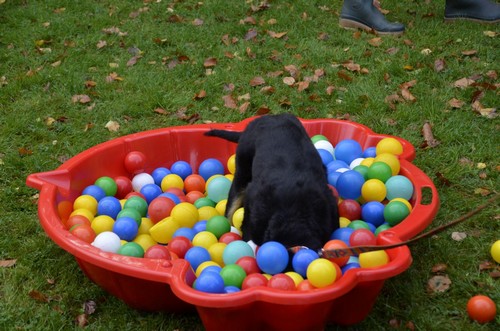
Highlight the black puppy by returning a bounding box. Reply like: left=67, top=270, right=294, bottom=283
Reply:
left=205, top=114, right=339, bottom=250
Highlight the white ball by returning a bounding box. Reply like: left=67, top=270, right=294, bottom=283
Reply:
left=230, top=226, right=242, bottom=235
left=350, top=157, right=365, bottom=169
left=92, top=231, right=122, bottom=253
left=314, top=140, right=334, bottom=155
left=247, top=240, right=258, bottom=254
left=336, top=167, right=350, bottom=173
left=131, top=173, right=155, bottom=192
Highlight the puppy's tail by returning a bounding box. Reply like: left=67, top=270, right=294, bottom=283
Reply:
left=204, top=129, right=241, bottom=143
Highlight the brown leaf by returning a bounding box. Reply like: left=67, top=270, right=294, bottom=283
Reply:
left=192, top=18, right=204, bottom=26
left=284, top=64, right=299, bottom=78
left=105, top=72, right=123, bottom=83
left=485, top=70, right=498, bottom=80
left=385, top=93, right=401, bottom=110
left=368, top=37, right=383, bottom=47
left=96, top=40, right=107, bottom=49
left=434, top=58, right=446, bottom=72
left=297, top=81, right=310, bottom=92
left=474, top=187, right=491, bottom=196
left=0, top=259, right=16, bottom=267
left=451, top=232, right=467, bottom=241
left=454, top=77, right=475, bottom=89
left=239, top=101, right=250, bottom=114
left=342, top=61, right=361, bottom=72
left=18, top=147, right=33, bottom=156
left=427, top=275, right=451, bottom=293
left=260, top=86, right=275, bottom=94
left=435, top=172, right=452, bottom=186
left=75, top=314, right=88, bottom=327
left=203, top=57, right=217, bottom=68
left=153, top=107, right=168, bottom=115
left=472, top=100, right=497, bottom=118
left=241, top=16, right=257, bottom=25
left=105, top=120, right=120, bottom=132
left=83, top=300, right=97, bottom=315
left=448, top=98, right=464, bottom=109
left=317, top=32, right=330, bottom=41
left=479, top=261, right=495, bottom=271
left=168, top=14, right=184, bottom=23
left=267, top=70, right=283, bottom=77
left=244, top=28, right=258, bottom=41
left=267, top=31, right=287, bottom=39
left=29, top=290, right=49, bottom=302
left=401, top=88, right=416, bottom=102
left=421, top=122, right=440, bottom=148
left=385, top=47, right=400, bottom=55
left=126, top=55, right=141, bottom=67
left=431, top=263, right=448, bottom=273
left=222, top=95, right=237, bottom=109
left=256, top=106, right=271, bottom=115
left=490, top=271, right=500, bottom=279
left=461, top=49, right=477, bottom=56
left=193, top=90, right=206, bottom=100
left=337, top=70, right=353, bottom=82
left=283, top=77, right=295, bottom=86
left=249, top=76, right=265, bottom=86
left=326, top=85, right=335, bottom=95
left=71, top=94, right=92, bottom=104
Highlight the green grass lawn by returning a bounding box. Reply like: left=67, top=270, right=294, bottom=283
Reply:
left=1, top=0, right=499, bottom=330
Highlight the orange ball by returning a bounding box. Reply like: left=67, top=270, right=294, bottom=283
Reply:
left=184, top=174, right=206, bottom=193
left=323, top=239, right=350, bottom=267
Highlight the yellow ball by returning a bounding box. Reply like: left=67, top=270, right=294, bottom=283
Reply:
left=360, top=157, right=375, bottom=167
left=224, top=174, right=234, bottom=181
left=491, top=240, right=500, bottom=263
left=137, top=217, right=154, bottom=235
left=390, top=198, right=412, bottom=212
left=232, top=207, right=245, bottom=230
left=73, top=195, right=98, bottom=216
left=119, top=199, right=126, bottom=208
left=215, top=199, right=227, bottom=215
left=208, top=242, right=227, bottom=267
left=227, top=154, right=236, bottom=174
left=359, top=250, right=390, bottom=268
left=91, top=215, right=114, bottom=234
left=195, top=261, right=220, bottom=277
left=374, top=153, right=400, bottom=176
left=192, top=231, right=218, bottom=249
left=198, top=206, right=220, bottom=221
left=170, top=202, right=199, bottom=228
left=376, top=137, right=403, bottom=156
left=262, top=273, right=272, bottom=280
left=339, top=217, right=351, bottom=228
left=285, top=271, right=304, bottom=287
left=306, top=258, right=337, bottom=288
left=361, top=179, right=387, bottom=202
left=70, top=208, right=94, bottom=222
left=149, top=217, right=179, bottom=244
left=161, top=174, right=184, bottom=191
left=133, top=234, right=157, bottom=252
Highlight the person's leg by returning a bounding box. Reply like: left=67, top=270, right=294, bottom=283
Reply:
left=445, top=0, right=500, bottom=23
left=339, top=0, right=405, bottom=35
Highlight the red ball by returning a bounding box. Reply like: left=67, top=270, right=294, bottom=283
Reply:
left=219, top=232, right=242, bottom=245
left=186, top=190, right=205, bottom=204
left=349, top=229, right=377, bottom=247
left=165, top=187, right=186, bottom=197
left=297, top=279, right=315, bottom=291
left=69, top=224, right=96, bottom=244
left=236, top=256, right=261, bottom=275
left=338, top=199, right=362, bottom=221
left=184, top=174, right=206, bottom=193
left=148, top=197, right=176, bottom=224
left=144, top=244, right=172, bottom=260
left=66, top=214, right=91, bottom=230
left=124, top=151, right=146, bottom=174
left=114, top=176, right=133, bottom=199
left=125, top=191, right=146, bottom=200
left=168, top=236, right=192, bottom=259
left=323, top=239, right=350, bottom=267
left=242, top=273, right=268, bottom=290
left=328, top=184, right=339, bottom=198
left=467, top=295, right=497, bottom=324
left=267, top=273, right=296, bottom=291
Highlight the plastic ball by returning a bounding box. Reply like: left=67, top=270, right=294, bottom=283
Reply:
left=307, top=258, right=337, bottom=288
left=339, top=217, right=351, bottom=228
left=197, top=206, right=219, bottom=222
left=116, top=208, right=142, bottom=225
left=186, top=191, right=205, bottom=204
left=341, top=262, right=361, bottom=274
left=92, top=231, right=122, bottom=253
left=336, top=170, right=365, bottom=200
left=131, top=173, right=155, bottom=192
left=360, top=157, right=375, bottom=167
left=198, top=158, right=225, bottom=181
left=374, top=153, right=400, bottom=176
left=206, top=215, right=231, bottom=239
left=170, top=161, right=193, bottom=180
left=349, top=157, right=364, bottom=169
left=149, top=217, right=179, bottom=244
left=222, top=240, right=255, bottom=265
left=173, top=227, right=197, bottom=241
left=317, top=149, right=334, bottom=166
left=124, top=151, right=146, bottom=174
left=95, top=176, right=117, bottom=197
left=185, top=246, right=211, bottom=271
left=168, top=236, right=192, bottom=259
left=349, top=229, right=377, bottom=247
left=124, top=196, right=148, bottom=217
left=114, top=176, right=133, bottom=199
left=227, top=154, right=236, bottom=174
left=151, top=167, right=171, bottom=186
left=138, top=217, right=154, bottom=235
left=224, top=286, right=240, bottom=293
left=466, top=295, right=497, bottom=324
left=314, top=140, right=334, bottom=155
left=195, top=261, right=221, bottom=277
left=82, top=185, right=106, bottom=202
left=69, top=224, right=96, bottom=244
left=285, top=271, right=304, bottom=287
left=242, top=273, right=269, bottom=289
left=383, top=201, right=410, bottom=226
left=91, top=215, right=115, bottom=234
left=362, top=146, right=377, bottom=158
left=338, top=199, right=361, bottom=221
left=159, top=192, right=181, bottom=204
left=208, top=242, right=227, bottom=266
left=117, top=242, right=144, bottom=257
left=490, top=240, right=500, bottom=263
left=326, top=160, right=350, bottom=173
left=359, top=250, right=389, bottom=268
left=376, top=137, right=403, bottom=156
left=193, top=220, right=207, bottom=233
left=206, top=176, right=231, bottom=203
left=158, top=173, right=182, bottom=191
left=183, top=174, right=206, bottom=193
left=367, top=162, right=393, bottom=183
left=148, top=197, right=176, bottom=224
left=361, top=201, right=386, bottom=227
left=170, top=202, right=199, bottom=228
left=311, top=134, right=329, bottom=143
left=194, top=197, right=216, bottom=209
left=327, top=172, right=342, bottom=187
left=215, top=199, right=227, bottom=216
left=139, top=183, right=162, bottom=204
left=219, top=232, right=242, bottom=245
left=323, top=239, right=350, bottom=267
left=73, top=195, right=98, bottom=216
left=235, top=256, right=260, bottom=275
left=385, top=175, right=414, bottom=201
left=267, top=273, right=296, bottom=291
left=330, top=227, right=355, bottom=244
left=361, top=179, right=387, bottom=202
left=334, top=139, right=363, bottom=164
left=220, top=264, right=247, bottom=288
left=70, top=208, right=95, bottom=223
left=194, top=270, right=225, bottom=293
left=66, top=214, right=91, bottom=230
left=57, top=200, right=73, bottom=222
left=192, top=231, right=218, bottom=249
left=112, top=217, right=138, bottom=241
left=144, top=244, right=171, bottom=260
left=256, top=241, right=289, bottom=275
left=232, top=208, right=245, bottom=231
left=348, top=220, right=372, bottom=231
left=292, top=248, right=320, bottom=277
left=132, top=233, right=157, bottom=252
left=353, top=165, right=369, bottom=179
left=375, top=223, right=392, bottom=236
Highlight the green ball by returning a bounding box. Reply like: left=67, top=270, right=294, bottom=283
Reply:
left=353, top=165, right=369, bottom=179
left=219, top=264, right=246, bottom=288
left=206, top=215, right=231, bottom=239
left=95, top=176, right=118, bottom=197
left=124, top=196, right=148, bottom=217
left=194, top=197, right=216, bottom=209
left=118, top=242, right=144, bottom=257
left=367, top=162, right=393, bottom=183
left=348, top=220, right=371, bottom=230
left=311, top=134, right=329, bottom=144
left=375, top=223, right=392, bottom=236
left=117, top=208, right=142, bottom=226
left=383, top=201, right=410, bottom=226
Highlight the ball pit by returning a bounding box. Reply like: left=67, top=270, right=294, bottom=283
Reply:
left=26, top=117, right=439, bottom=330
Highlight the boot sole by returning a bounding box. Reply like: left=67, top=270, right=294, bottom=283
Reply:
left=444, top=16, right=500, bottom=23
left=339, top=18, right=404, bottom=36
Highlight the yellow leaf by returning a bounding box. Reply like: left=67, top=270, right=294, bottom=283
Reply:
left=105, top=120, right=120, bottom=132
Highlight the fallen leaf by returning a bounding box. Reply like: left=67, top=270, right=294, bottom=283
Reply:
left=168, top=14, right=184, bottom=23
left=385, top=47, right=399, bottom=55
left=448, top=98, right=464, bottom=109
left=105, top=72, right=123, bottom=83
left=337, top=70, right=353, bottom=82
left=71, top=94, right=92, bottom=104
left=0, top=259, right=16, bottom=267
left=368, top=37, right=382, bottom=47
left=283, top=77, right=295, bottom=86
left=479, top=261, right=495, bottom=271
left=96, top=40, right=107, bottom=49
left=427, top=274, right=451, bottom=293
left=451, top=232, right=467, bottom=241
left=239, top=101, right=250, bottom=114
left=193, top=90, right=206, bottom=100
left=75, top=314, right=88, bottom=327
left=472, top=100, right=497, bottom=118
left=260, top=86, right=275, bottom=94
left=297, top=81, right=310, bottom=92
left=85, top=80, right=97, bottom=88
left=435, top=172, right=452, bottom=186
left=454, top=77, right=475, bottom=89
left=474, top=187, right=491, bottom=196
left=267, top=31, right=287, bottom=39
left=461, top=49, right=477, bottom=56
left=342, top=61, right=361, bottom=72
left=421, top=121, right=440, bottom=148
left=244, top=28, right=258, bottom=41
left=222, top=95, right=237, bottom=109
left=126, top=55, right=141, bottom=67
left=434, top=58, right=446, bottom=72
left=192, top=18, right=204, bottom=26
left=203, top=57, right=217, bottom=68
left=105, top=120, right=120, bottom=132
left=29, top=290, right=49, bottom=302
left=326, top=85, right=335, bottom=95
left=153, top=107, right=168, bottom=115
left=431, top=263, right=448, bottom=273
left=483, top=30, right=498, bottom=37
left=249, top=76, right=265, bottom=86
left=83, top=300, right=97, bottom=315
left=256, top=106, right=271, bottom=115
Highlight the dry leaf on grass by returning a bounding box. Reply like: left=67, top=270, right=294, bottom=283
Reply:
left=105, top=120, right=120, bottom=132
left=421, top=122, right=440, bottom=148
left=0, top=259, right=16, bottom=267
left=427, top=274, right=451, bottom=293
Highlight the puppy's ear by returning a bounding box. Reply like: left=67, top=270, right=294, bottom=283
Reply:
left=226, top=193, right=245, bottom=226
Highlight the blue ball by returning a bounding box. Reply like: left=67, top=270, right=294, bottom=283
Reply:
left=97, top=196, right=122, bottom=219
left=82, top=185, right=106, bottom=201
left=361, top=201, right=386, bottom=227
left=198, top=158, right=225, bottom=181
left=173, top=227, right=196, bottom=241
left=385, top=175, right=414, bottom=201
left=193, top=220, right=207, bottom=233
left=317, top=149, right=334, bottom=166
left=200, top=265, right=222, bottom=275
left=330, top=227, right=355, bottom=244
left=224, top=285, right=241, bottom=293
left=327, top=171, right=342, bottom=187
left=292, top=248, right=319, bottom=278
left=362, top=147, right=377, bottom=158
left=326, top=160, right=350, bottom=174
left=334, top=139, right=363, bottom=164
left=256, top=241, right=289, bottom=275
left=113, top=216, right=139, bottom=241
left=170, top=161, right=193, bottom=180
left=185, top=246, right=211, bottom=271
left=341, top=262, right=360, bottom=274
left=140, top=183, right=162, bottom=204
left=336, top=170, right=365, bottom=200
left=151, top=167, right=171, bottom=186
left=158, top=192, right=181, bottom=204
left=194, top=271, right=225, bottom=293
